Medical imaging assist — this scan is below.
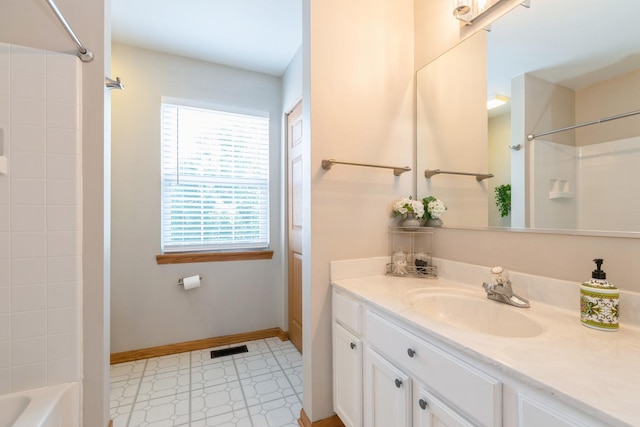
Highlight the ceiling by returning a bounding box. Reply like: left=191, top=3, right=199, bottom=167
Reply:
left=111, top=0, right=302, bottom=77
left=487, top=0, right=640, bottom=96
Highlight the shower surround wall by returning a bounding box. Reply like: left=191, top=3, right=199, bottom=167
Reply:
left=0, top=43, right=82, bottom=394
left=530, top=137, right=640, bottom=231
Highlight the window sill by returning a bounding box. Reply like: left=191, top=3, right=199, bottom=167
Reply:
left=156, top=250, right=274, bottom=265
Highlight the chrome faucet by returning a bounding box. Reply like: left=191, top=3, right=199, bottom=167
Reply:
left=482, top=266, right=530, bottom=308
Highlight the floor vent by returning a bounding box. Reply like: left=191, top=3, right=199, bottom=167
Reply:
left=211, top=345, right=249, bottom=359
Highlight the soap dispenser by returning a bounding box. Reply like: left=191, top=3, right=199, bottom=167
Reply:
left=580, top=258, right=619, bottom=331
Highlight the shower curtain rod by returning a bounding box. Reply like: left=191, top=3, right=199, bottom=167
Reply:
left=44, top=0, right=94, bottom=62
left=527, top=108, right=640, bottom=141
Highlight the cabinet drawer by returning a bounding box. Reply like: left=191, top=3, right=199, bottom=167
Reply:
left=333, top=290, right=362, bottom=335
left=367, top=310, right=501, bottom=427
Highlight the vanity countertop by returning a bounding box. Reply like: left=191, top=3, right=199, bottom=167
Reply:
left=332, top=273, right=640, bottom=427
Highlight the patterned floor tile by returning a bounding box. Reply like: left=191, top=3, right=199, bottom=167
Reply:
left=191, top=359, right=238, bottom=390
left=241, top=370, right=296, bottom=407
left=110, top=359, right=147, bottom=383
left=110, top=378, right=142, bottom=407
left=234, top=353, right=283, bottom=379
left=110, top=404, right=132, bottom=427
left=283, top=367, right=303, bottom=397
left=109, top=337, right=303, bottom=426
left=191, top=380, right=246, bottom=420
left=143, top=353, right=191, bottom=376
left=191, top=409, right=252, bottom=427
left=136, top=369, right=191, bottom=402
left=248, top=395, right=302, bottom=427
left=129, top=392, right=190, bottom=426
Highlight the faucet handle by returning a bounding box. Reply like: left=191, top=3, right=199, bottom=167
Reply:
left=490, top=266, right=510, bottom=285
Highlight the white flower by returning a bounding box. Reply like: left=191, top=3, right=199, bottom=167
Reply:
left=428, top=199, right=446, bottom=218
left=392, top=196, right=424, bottom=218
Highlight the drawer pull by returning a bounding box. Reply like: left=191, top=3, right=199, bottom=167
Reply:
left=395, top=378, right=403, bottom=388
left=419, top=399, right=428, bottom=410
left=350, top=342, right=356, bottom=350
left=407, top=348, right=416, bottom=358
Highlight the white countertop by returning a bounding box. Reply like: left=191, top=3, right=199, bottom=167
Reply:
left=332, top=273, right=640, bottom=427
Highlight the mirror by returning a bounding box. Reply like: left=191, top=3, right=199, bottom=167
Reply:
left=417, top=0, right=640, bottom=234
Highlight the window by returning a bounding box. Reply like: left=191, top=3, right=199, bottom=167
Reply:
left=161, top=101, right=270, bottom=253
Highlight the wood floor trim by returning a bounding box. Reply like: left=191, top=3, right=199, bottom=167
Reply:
left=111, top=327, right=289, bottom=364
left=298, top=409, right=344, bottom=427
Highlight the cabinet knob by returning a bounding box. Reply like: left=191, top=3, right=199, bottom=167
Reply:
left=395, top=378, right=403, bottom=388
left=407, top=348, right=416, bottom=358
left=419, top=399, right=428, bottom=410
left=350, top=342, right=356, bottom=350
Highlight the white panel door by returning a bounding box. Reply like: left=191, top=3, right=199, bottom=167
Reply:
left=333, top=323, right=362, bottom=427
left=364, top=347, right=411, bottom=427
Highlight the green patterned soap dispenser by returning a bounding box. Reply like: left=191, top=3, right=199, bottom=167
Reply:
left=580, top=258, right=619, bottom=331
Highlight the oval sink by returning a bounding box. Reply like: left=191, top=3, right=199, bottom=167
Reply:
left=403, top=288, right=543, bottom=338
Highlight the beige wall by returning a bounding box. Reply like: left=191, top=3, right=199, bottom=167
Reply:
left=488, top=112, right=511, bottom=227
left=414, top=0, right=525, bottom=71
left=110, top=43, right=285, bottom=352
left=303, top=0, right=415, bottom=421
left=576, top=68, right=640, bottom=145
left=0, top=0, right=110, bottom=426
left=416, top=32, right=488, bottom=227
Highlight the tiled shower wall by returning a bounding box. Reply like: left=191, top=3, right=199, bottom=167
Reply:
left=0, top=43, right=82, bottom=394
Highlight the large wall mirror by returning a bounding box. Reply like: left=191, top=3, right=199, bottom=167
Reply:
left=417, top=0, right=640, bottom=235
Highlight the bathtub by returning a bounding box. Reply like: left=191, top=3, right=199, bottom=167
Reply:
left=0, top=382, right=79, bottom=427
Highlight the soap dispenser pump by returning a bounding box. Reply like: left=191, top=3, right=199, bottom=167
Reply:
left=580, top=258, right=619, bottom=331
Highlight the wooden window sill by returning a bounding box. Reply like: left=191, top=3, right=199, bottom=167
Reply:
left=156, top=250, right=274, bottom=265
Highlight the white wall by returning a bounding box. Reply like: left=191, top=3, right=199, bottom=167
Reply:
left=0, top=43, right=82, bottom=394
left=303, top=0, right=415, bottom=421
left=0, top=1, right=109, bottom=426
left=110, top=43, right=284, bottom=353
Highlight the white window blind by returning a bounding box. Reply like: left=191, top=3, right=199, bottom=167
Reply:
left=161, top=103, right=270, bottom=252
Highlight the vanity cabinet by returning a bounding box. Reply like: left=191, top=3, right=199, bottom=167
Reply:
left=332, top=288, right=500, bottom=427
left=332, top=291, right=363, bottom=427
left=366, top=310, right=501, bottom=427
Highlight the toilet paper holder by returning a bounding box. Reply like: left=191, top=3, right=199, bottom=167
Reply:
left=178, top=275, right=203, bottom=286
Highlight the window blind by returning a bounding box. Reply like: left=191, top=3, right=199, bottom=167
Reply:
left=161, top=103, right=270, bottom=252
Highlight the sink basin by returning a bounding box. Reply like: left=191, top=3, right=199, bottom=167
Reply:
left=402, top=288, right=543, bottom=338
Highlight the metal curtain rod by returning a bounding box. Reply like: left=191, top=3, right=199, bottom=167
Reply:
left=321, top=159, right=411, bottom=176
left=527, top=109, right=640, bottom=141
left=424, top=169, right=494, bottom=182
left=44, top=0, right=94, bottom=62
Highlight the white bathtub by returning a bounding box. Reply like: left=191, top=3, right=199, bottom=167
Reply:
left=0, top=382, right=79, bottom=427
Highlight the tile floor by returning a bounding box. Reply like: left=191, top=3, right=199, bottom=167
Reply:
left=110, top=337, right=303, bottom=427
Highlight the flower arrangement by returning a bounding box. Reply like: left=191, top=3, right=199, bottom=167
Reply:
left=422, top=196, right=446, bottom=221
left=392, top=196, right=425, bottom=219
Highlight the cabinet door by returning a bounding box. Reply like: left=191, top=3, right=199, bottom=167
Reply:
left=364, top=347, right=411, bottom=427
left=333, top=323, right=362, bottom=427
left=414, top=384, right=474, bottom=427
left=519, top=395, right=586, bottom=427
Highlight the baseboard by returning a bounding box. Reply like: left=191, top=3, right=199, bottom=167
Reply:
left=298, top=409, right=344, bottom=427
left=111, top=327, right=289, bottom=364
